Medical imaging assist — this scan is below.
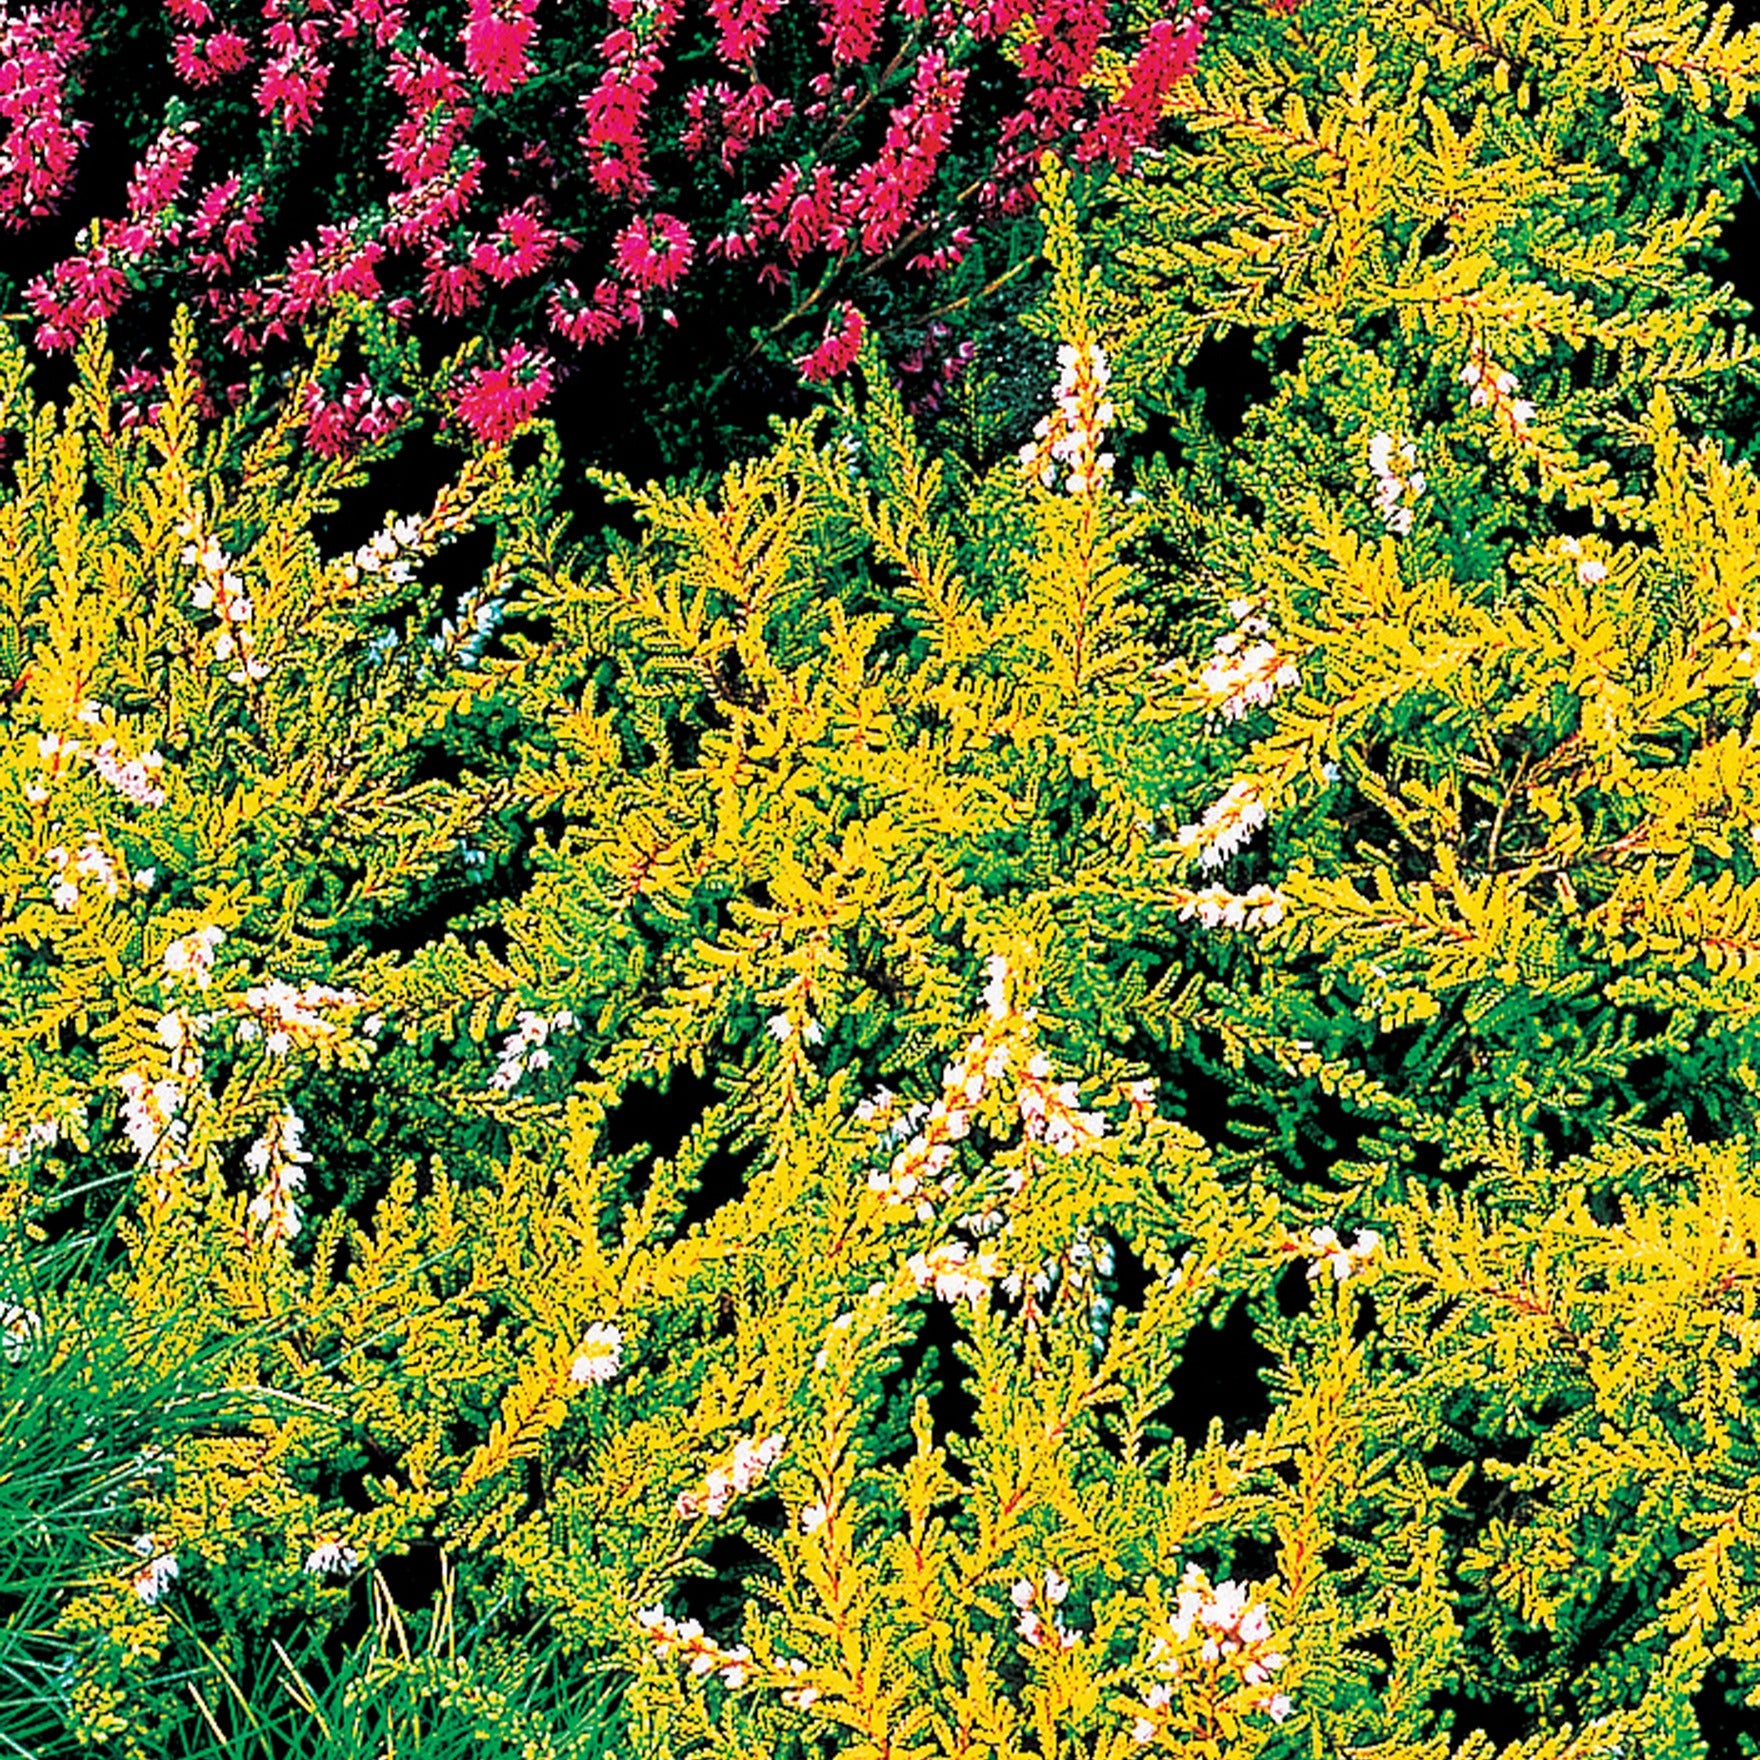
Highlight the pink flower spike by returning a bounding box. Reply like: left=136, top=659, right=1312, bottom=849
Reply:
left=462, top=0, right=541, bottom=93
left=796, top=301, right=864, bottom=383
left=612, top=212, right=694, bottom=292
left=450, top=342, right=555, bottom=445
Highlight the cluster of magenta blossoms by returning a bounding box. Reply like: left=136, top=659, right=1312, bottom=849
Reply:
left=0, top=0, right=1219, bottom=456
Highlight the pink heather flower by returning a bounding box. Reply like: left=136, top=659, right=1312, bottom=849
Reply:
left=796, top=301, right=864, bottom=383
left=451, top=342, right=554, bottom=445
left=612, top=212, right=693, bottom=291
left=187, top=176, right=264, bottom=277
left=472, top=200, right=565, bottom=284
left=839, top=53, right=966, bottom=256
left=0, top=1, right=91, bottom=230
left=707, top=0, right=786, bottom=65
left=301, top=373, right=410, bottom=460
left=421, top=238, right=487, bottom=317
left=462, top=0, right=540, bottom=93
left=1080, top=10, right=1209, bottom=168
left=172, top=27, right=252, bottom=86
left=117, top=122, right=200, bottom=255
left=255, top=40, right=330, bottom=133
left=25, top=246, right=130, bottom=352
left=818, top=0, right=886, bottom=64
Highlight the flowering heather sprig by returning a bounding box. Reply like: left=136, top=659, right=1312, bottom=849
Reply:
left=24, top=227, right=130, bottom=353
left=163, top=924, right=225, bottom=992
left=819, top=0, right=886, bottom=65
left=613, top=211, right=693, bottom=291
left=1127, top=1564, right=1292, bottom=1741
left=839, top=51, right=966, bottom=256
left=301, top=372, right=411, bottom=460
left=1176, top=778, right=1268, bottom=872
left=1557, top=534, right=1611, bottom=587
left=707, top=0, right=786, bottom=66
left=1460, top=346, right=1537, bottom=436
left=255, top=0, right=334, bottom=132
left=908, top=1238, right=1002, bottom=1304
left=1012, top=1568, right=1082, bottom=1649
left=1079, top=8, right=1209, bottom=170
left=234, top=979, right=365, bottom=1057
left=863, top=1023, right=1000, bottom=1215
left=1019, top=341, right=1115, bottom=497
left=113, top=119, right=200, bottom=258
left=450, top=341, right=554, bottom=445
left=679, top=78, right=793, bottom=169
left=675, top=1432, right=783, bottom=1520
left=88, top=734, right=168, bottom=808
left=44, top=834, right=122, bottom=913
left=0, top=0, right=90, bottom=229
left=171, top=19, right=252, bottom=87
left=796, top=301, right=865, bottom=383
left=1016, top=1050, right=1108, bottom=1158
left=1367, top=430, right=1425, bottom=535
left=569, top=1320, right=623, bottom=1384
left=489, top=1006, right=577, bottom=1091
left=896, top=321, right=975, bottom=413
left=179, top=519, right=271, bottom=683
left=1, top=1102, right=81, bottom=1171
left=186, top=174, right=264, bottom=278
left=117, top=1069, right=189, bottom=1174
left=1285, top=1224, right=1382, bottom=1283
left=1171, top=882, right=1285, bottom=931
left=244, top=1105, right=313, bottom=1243
left=1193, top=598, right=1301, bottom=722
left=636, top=1606, right=756, bottom=1687
left=304, top=1539, right=361, bottom=1576
left=473, top=198, right=567, bottom=284
left=129, top=1534, right=180, bottom=1605
left=462, top=0, right=540, bottom=93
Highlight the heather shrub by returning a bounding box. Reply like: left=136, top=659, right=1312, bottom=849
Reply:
left=7, top=0, right=1760, bottom=1749
left=0, top=0, right=1217, bottom=474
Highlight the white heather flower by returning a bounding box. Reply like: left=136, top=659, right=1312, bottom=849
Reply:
left=1177, top=780, right=1268, bottom=873
left=245, top=1107, right=312, bottom=1243
left=908, top=1240, right=999, bottom=1305
left=982, top=953, right=1010, bottom=1020
left=1578, top=558, right=1609, bottom=584
left=117, top=1070, right=188, bottom=1171
left=801, top=1501, right=828, bottom=1533
left=1, top=1301, right=42, bottom=1364
left=570, top=1321, right=624, bottom=1385
left=766, top=1012, right=794, bottom=1042
left=304, top=1540, right=360, bottom=1576
left=1197, top=637, right=1303, bottom=722
left=163, top=925, right=225, bottom=991
left=89, top=740, right=167, bottom=808
left=130, top=1536, right=179, bottom=1605
left=1367, top=430, right=1425, bottom=536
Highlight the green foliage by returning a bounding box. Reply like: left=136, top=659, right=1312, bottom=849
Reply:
left=6, top=0, right=1760, bottom=1750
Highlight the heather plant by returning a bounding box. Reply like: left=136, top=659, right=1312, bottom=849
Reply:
left=8, top=4, right=1760, bottom=1755
left=0, top=0, right=1217, bottom=473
